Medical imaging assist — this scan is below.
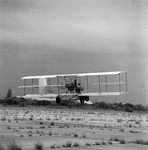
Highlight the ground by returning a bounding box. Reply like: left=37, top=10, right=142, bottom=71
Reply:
left=0, top=106, right=148, bottom=150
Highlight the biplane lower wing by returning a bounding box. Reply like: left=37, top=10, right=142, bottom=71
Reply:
left=20, top=91, right=126, bottom=100
left=80, top=92, right=126, bottom=96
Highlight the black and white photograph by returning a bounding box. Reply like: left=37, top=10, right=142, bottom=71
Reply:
left=0, top=0, right=148, bottom=149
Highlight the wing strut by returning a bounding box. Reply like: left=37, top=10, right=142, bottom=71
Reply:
left=24, top=79, right=26, bottom=96
left=105, top=75, right=107, bottom=92
left=48, top=78, right=51, bottom=93
left=86, top=76, right=88, bottom=92
left=32, top=79, right=34, bottom=94
left=125, top=72, right=128, bottom=92
left=79, top=76, right=81, bottom=85
left=98, top=75, right=101, bottom=94
left=119, top=73, right=121, bottom=93
left=57, top=76, right=59, bottom=95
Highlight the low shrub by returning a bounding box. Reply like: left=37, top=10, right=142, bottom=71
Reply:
left=102, top=141, right=106, bottom=145
left=49, top=131, right=52, bottom=136
left=129, top=130, right=138, bottom=133
left=7, top=126, right=11, bottom=130
left=108, top=140, right=113, bottom=144
left=36, top=130, right=40, bottom=134
left=50, top=144, right=56, bottom=148
left=110, top=137, right=120, bottom=141
left=8, top=119, right=11, bottom=122
left=120, top=138, right=126, bottom=144
left=50, top=122, right=55, bottom=126
left=124, top=106, right=134, bottom=112
left=95, top=141, right=101, bottom=145
left=73, top=133, right=78, bottom=137
left=82, top=134, right=86, bottom=138
left=1, top=117, right=6, bottom=121
left=134, top=139, right=148, bottom=145
left=20, top=134, right=24, bottom=137
left=7, top=141, right=22, bottom=150
left=135, top=121, right=141, bottom=124
left=28, top=133, right=32, bottom=137
left=119, top=129, right=124, bottom=132
left=0, top=145, right=5, bottom=150
left=85, top=142, right=91, bottom=146
left=117, top=119, right=123, bottom=122
left=65, top=141, right=72, bottom=147
left=73, top=142, right=80, bottom=147
left=34, top=142, right=44, bottom=150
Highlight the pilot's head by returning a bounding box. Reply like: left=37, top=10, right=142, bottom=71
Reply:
left=78, top=83, right=81, bottom=86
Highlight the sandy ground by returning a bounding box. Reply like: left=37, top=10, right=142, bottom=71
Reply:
left=0, top=106, right=148, bottom=150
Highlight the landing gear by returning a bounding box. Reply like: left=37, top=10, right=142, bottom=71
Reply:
left=84, top=96, right=89, bottom=101
left=79, top=96, right=89, bottom=103
left=80, top=97, right=84, bottom=104
left=56, top=96, right=61, bottom=104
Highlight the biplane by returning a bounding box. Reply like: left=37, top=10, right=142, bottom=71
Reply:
left=18, top=71, right=127, bottom=104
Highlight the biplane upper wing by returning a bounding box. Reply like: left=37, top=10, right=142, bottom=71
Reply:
left=78, top=71, right=125, bottom=76
left=21, top=75, right=57, bottom=79
left=20, top=71, right=125, bottom=79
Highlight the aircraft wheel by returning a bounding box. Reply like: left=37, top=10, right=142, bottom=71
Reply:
left=85, top=96, right=89, bottom=101
left=56, top=96, right=61, bottom=104
left=80, top=96, right=84, bottom=104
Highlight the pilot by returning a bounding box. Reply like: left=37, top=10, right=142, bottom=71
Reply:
left=76, top=83, right=85, bottom=93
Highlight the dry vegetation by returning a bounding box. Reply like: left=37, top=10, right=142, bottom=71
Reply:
left=0, top=97, right=148, bottom=112
left=0, top=97, right=148, bottom=150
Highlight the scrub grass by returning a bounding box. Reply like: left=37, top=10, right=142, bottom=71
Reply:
left=7, top=141, right=22, bottom=150
left=34, top=142, right=44, bottom=150
left=0, top=145, right=5, bottom=150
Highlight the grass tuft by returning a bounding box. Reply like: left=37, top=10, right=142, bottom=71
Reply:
left=73, top=133, right=78, bottom=137
left=0, top=145, right=5, bottom=150
left=120, top=138, right=126, bottom=144
left=50, top=144, right=56, bottom=148
left=20, top=134, right=24, bottom=137
left=73, top=142, right=80, bottom=147
left=62, top=141, right=72, bottom=147
left=85, top=142, right=91, bottom=146
left=7, top=126, right=11, bottom=130
left=65, top=141, right=72, bottom=147
left=7, top=141, right=22, bottom=150
left=119, top=129, right=124, bottom=132
left=102, top=141, right=106, bottom=145
left=50, top=122, right=55, bottom=126
left=28, top=133, right=32, bottom=137
left=34, top=142, right=44, bottom=150
left=1, top=117, right=6, bottom=121
left=48, top=131, right=52, bottom=136
left=133, top=139, right=148, bottom=145
left=110, top=137, right=120, bottom=142
left=95, top=141, right=101, bottom=145
left=82, top=134, right=86, bottom=138
left=108, top=140, right=113, bottom=144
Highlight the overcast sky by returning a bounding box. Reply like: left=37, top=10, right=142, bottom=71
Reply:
left=0, top=0, right=148, bottom=105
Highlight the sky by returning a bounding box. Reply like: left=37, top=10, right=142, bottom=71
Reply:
left=0, top=0, right=148, bottom=105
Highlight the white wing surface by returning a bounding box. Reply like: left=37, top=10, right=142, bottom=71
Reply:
left=21, top=71, right=126, bottom=79
left=21, top=75, right=57, bottom=79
